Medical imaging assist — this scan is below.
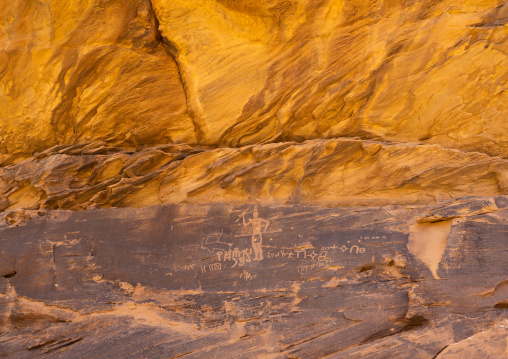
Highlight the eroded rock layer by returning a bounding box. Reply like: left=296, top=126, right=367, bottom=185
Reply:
left=0, top=139, right=507, bottom=213
left=2, top=199, right=508, bottom=358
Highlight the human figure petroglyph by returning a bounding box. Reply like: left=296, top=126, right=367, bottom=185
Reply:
left=240, top=206, right=270, bottom=261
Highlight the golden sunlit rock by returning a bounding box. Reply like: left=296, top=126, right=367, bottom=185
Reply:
left=2, top=0, right=508, bottom=161
left=152, top=0, right=508, bottom=154
left=0, top=0, right=195, bottom=165
left=1, top=139, right=506, bottom=212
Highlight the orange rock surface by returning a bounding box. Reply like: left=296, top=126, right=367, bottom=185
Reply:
left=1, top=0, right=507, bottom=206
left=2, top=2, right=508, bottom=357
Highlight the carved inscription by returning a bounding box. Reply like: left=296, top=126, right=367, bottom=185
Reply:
left=168, top=208, right=383, bottom=283
left=200, top=263, right=222, bottom=273
left=298, top=261, right=330, bottom=274
left=216, top=248, right=253, bottom=267
left=240, top=270, right=255, bottom=281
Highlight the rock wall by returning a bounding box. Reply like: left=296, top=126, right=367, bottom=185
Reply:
left=1, top=0, right=508, bottom=357
left=2, top=1, right=508, bottom=163
left=2, top=199, right=508, bottom=358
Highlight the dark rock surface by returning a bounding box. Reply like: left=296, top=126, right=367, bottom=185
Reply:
left=2, top=197, right=508, bottom=358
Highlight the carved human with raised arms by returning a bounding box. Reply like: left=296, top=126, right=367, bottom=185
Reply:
left=242, top=206, right=270, bottom=261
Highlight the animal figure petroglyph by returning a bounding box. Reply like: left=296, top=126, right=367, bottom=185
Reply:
left=180, top=231, right=233, bottom=253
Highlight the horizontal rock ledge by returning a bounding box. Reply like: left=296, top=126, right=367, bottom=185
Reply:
left=0, top=138, right=507, bottom=213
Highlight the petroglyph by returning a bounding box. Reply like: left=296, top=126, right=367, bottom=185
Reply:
left=240, top=270, right=255, bottom=281
left=239, top=206, right=270, bottom=261
left=298, top=261, right=331, bottom=274
left=216, top=248, right=253, bottom=268
left=319, top=244, right=367, bottom=254
left=174, top=264, right=195, bottom=272
left=266, top=249, right=333, bottom=261
left=167, top=211, right=380, bottom=283
left=200, top=263, right=222, bottom=273
left=180, top=231, right=232, bottom=253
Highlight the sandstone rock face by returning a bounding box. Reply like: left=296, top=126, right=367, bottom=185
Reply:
left=0, top=139, right=507, bottom=213
left=153, top=0, right=508, bottom=154
left=2, top=199, right=508, bottom=358
left=1, top=0, right=507, bottom=207
left=0, top=0, right=508, bottom=161
left=0, top=0, right=195, bottom=165
left=2, top=0, right=508, bottom=357
left=1, top=0, right=508, bottom=163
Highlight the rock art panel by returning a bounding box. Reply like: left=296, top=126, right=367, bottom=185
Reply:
left=2, top=0, right=508, bottom=357
left=2, top=199, right=508, bottom=357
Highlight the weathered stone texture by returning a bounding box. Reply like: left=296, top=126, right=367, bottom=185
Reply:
left=2, top=0, right=508, bottom=357
left=1, top=139, right=508, bottom=213
left=2, top=1, right=508, bottom=163
left=2, top=199, right=508, bottom=357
